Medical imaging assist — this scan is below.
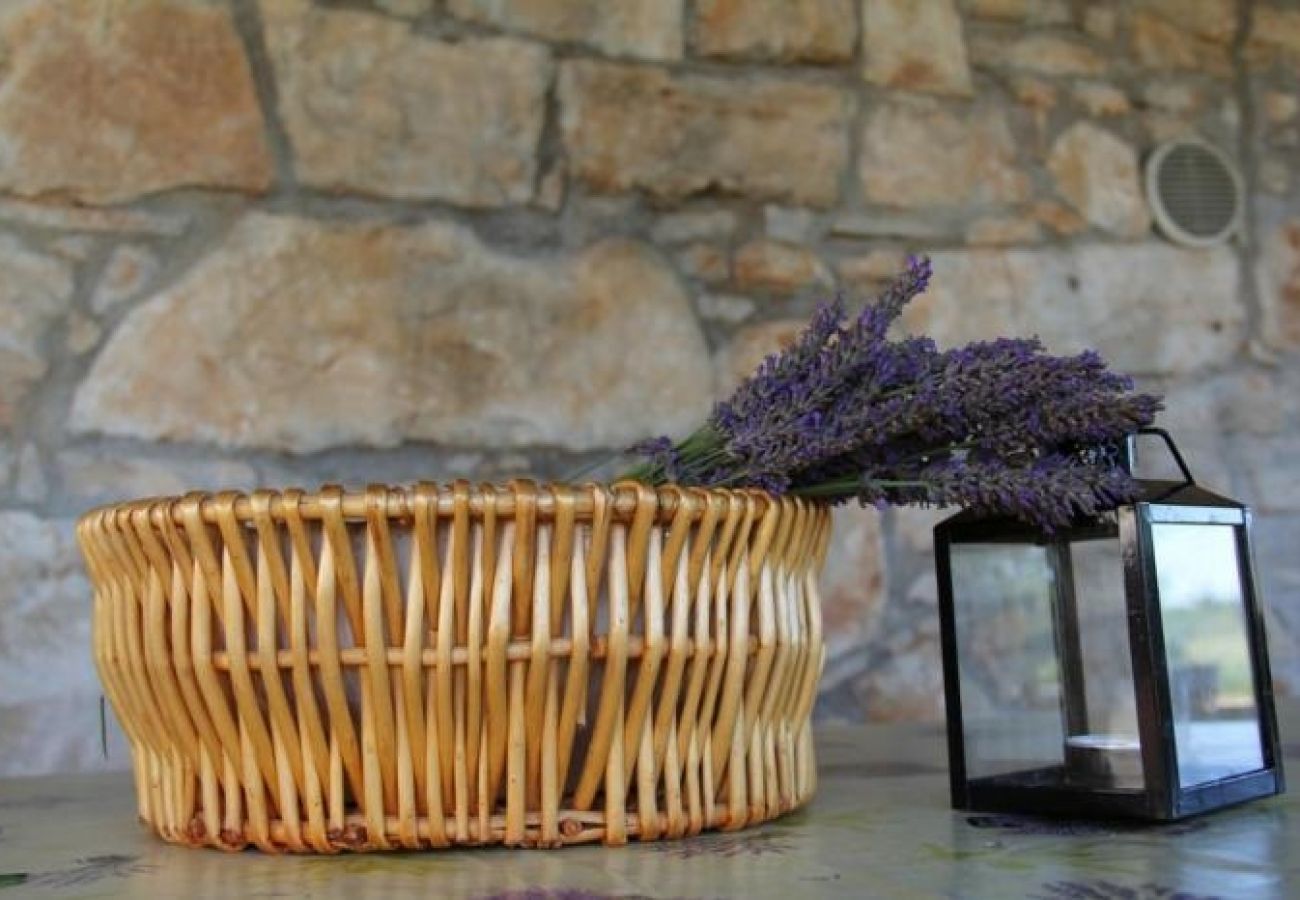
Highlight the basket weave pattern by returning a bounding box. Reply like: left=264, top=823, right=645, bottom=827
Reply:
left=77, top=481, right=831, bottom=852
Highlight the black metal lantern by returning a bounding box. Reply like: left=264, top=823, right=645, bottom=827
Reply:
left=935, top=429, right=1283, bottom=820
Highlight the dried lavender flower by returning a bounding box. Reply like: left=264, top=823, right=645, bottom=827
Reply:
left=624, top=255, right=1163, bottom=531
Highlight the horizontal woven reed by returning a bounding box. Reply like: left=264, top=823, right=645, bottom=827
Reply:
left=77, top=480, right=832, bottom=852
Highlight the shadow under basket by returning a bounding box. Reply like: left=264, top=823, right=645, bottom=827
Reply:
left=77, top=480, right=833, bottom=853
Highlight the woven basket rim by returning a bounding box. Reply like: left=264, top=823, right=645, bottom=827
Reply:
left=76, top=479, right=826, bottom=529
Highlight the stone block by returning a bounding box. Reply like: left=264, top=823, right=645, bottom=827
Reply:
left=1131, top=11, right=1232, bottom=75
left=1073, top=82, right=1132, bottom=117
left=90, top=246, right=160, bottom=314
left=732, top=240, right=833, bottom=295
left=1000, top=34, right=1108, bottom=76
left=858, top=98, right=1029, bottom=209
left=1047, top=122, right=1151, bottom=237
left=448, top=0, right=683, bottom=59
left=906, top=244, right=1242, bottom=376
left=650, top=209, right=739, bottom=245
left=71, top=214, right=713, bottom=453
left=1258, top=219, right=1300, bottom=352
left=0, top=235, right=74, bottom=428
left=693, top=0, right=855, bottom=63
left=264, top=0, right=552, bottom=206
left=674, top=242, right=731, bottom=285
left=862, top=0, right=973, bottom=96
left=560, top=59, right=852, bottom=207
left=0, top=0, right=271, bottom=203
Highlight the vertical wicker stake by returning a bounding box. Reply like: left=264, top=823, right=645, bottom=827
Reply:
left=77, top=482, right=831, bottom=852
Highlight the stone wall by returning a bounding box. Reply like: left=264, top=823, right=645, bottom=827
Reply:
left=1, top=0, right=1298, bottom=776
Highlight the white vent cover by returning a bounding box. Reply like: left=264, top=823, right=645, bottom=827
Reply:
left=1144, top=138, right=1243, bottom=247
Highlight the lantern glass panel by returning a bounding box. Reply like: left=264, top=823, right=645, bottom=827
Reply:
left=1061, top=537, right=1145, bottom=790
left=950, top=544, right=1064, bottom=780
left=1151, top=522, right=1265, bottom=788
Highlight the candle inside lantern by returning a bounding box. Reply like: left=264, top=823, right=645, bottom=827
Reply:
left=1065, top=734, right=1143, bottom=789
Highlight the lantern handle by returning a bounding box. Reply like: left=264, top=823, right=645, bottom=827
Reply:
left=1133, top=427, right=1195, bottom=487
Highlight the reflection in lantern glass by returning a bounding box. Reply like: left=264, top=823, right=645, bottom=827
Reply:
left=950, top=545, right=1064, bottom=781
left=1151, top=523, right=1264, bottom=788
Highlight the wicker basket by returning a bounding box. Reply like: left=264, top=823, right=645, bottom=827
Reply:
left=77, top=480, right=832, bottom=853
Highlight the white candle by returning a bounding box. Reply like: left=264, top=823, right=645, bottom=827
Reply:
left=1065, top=734, right=1143, bottom=788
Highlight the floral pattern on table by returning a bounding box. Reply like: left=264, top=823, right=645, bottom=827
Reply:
left=651, top=829, right=795, bottom=860
left=1030, top=881, right=1224, bottom=900
left=0, top=855, right=151, bottom=892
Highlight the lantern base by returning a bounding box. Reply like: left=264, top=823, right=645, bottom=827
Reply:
left=955, top=766, right=1283, bottom=822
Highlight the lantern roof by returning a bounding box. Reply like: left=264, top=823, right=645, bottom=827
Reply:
left=934, top=479, right=1245, bottom=541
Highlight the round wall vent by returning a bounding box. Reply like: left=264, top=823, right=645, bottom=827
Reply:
left=1144, top=138, right=1244, bottom=247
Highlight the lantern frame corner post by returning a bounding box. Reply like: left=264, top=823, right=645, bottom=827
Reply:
left=1240, top=506, right=1287, bottom=802
left=1124, top=501, right=1178, bottom=819
left=934, top=519, right=970, bottom=810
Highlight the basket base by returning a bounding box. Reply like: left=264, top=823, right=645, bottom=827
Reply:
left=133, top=725, right=820, bottom=853
left=160, top=794, right=815, bottom=853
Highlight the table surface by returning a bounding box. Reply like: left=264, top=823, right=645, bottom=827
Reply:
left=1, top=714, right=1296, bottom=900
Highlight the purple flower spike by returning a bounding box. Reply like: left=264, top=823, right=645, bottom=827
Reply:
left=622, top=255, right=1163, bottom=531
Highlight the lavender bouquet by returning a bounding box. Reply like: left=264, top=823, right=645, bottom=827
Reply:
left=623, top=256, right=1162, bottom=531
